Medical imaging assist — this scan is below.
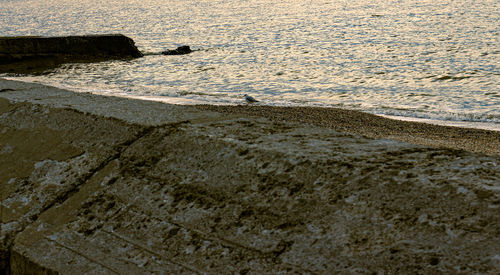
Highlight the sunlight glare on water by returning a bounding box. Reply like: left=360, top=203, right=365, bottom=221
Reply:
left=1, top=0, right=499, bottom=126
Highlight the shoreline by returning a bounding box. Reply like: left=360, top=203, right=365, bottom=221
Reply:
left=2, top=77, right=499, bottom=156
left=3, top=76, right=500, bottom=132
left=378, top=114, right=500, bottom=132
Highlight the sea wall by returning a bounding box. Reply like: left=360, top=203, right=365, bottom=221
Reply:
left=0, top=34, right=143, bottom=73
left=1, top=79, right=499, bottom=274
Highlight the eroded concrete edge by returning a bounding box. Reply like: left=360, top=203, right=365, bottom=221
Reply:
left=0, top=97, right=153, bottom=274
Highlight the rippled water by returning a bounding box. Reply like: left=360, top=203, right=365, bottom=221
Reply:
left=1, top=0, right=499, bottom=128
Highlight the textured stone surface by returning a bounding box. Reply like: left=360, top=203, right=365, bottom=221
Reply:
left=0, top=97, right=147, bottom=273
left=1, top=79, right=499, bottom=274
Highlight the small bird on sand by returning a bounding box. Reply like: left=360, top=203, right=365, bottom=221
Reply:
left=244, top=94, right=259, bottom=103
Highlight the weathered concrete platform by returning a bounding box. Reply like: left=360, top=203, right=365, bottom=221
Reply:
left=0, top=35, right=143, bottom=73
left=1, top=79, right=499, bottom=274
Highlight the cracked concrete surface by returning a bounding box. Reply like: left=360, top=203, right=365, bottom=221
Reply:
left=1, top=79, right=499, bottom=274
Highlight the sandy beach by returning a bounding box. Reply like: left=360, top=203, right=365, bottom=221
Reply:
left=196, top=104, right=500, bottom=157
left=1, top=78, right=499, bottom=273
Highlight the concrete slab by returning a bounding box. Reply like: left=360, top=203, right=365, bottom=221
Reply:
left=0, top=79, right=224, bottom=126
left=0, top=97, right=147, bottom=273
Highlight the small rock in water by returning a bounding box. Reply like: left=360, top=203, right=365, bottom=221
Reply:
left=244, top=94, right=259, bottom=103
left=161, top=45, right=192, bottom=55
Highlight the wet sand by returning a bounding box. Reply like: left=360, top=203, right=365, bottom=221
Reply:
left=195, top=104, right=500, bottom=156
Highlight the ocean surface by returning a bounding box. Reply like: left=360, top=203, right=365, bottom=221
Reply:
left=1, top=0, right=499, bottom=130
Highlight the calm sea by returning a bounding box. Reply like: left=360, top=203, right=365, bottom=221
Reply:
left=1, top=0, right=499, bottom=129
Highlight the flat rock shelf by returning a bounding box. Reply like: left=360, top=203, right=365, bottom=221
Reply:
left=0, top=34, right=143, bottom=74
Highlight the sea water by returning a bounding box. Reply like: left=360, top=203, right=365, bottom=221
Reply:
left=1, top=0, right=499, bottom=129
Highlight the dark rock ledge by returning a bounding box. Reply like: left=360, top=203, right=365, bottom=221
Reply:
left=161, top=45, right=192, bottom=55
left=0, top=34, right=143, bottom=73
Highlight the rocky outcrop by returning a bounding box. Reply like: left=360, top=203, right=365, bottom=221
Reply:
left=0, top=34, right=143, bottom=73
left=161, top=45, right=192, bottom=55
